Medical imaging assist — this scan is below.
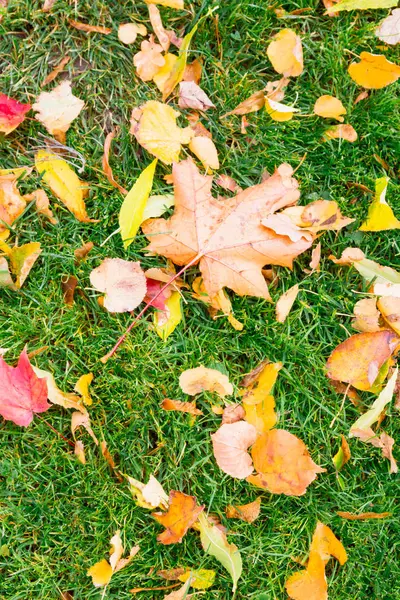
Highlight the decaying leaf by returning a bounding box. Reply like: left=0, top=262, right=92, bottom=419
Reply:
left=267, top=29, right=303, bottom=78
left=309, top=242, right=321, bottom=272
left=226, top=497, right=261, bottom=523
left=0, top=257, right=15, bottom=289
left=326, top=330, right=399, bottom=391
left=87, top=530, right=139, bottom=587
left=71, top=411, right=98, bottom=445
left=350, top=368, right=398, bottom=434
left=130, top=101, right=193, bottom=164
left=183, top=58, right=202, bottom=84
left=178, top=568, right=216, bottom=589
left=90, top=258, right=147, bottom=313
left=0, top=93, right=31, bottom=134
left=33, top=81, right=84, bottom=140
left=178, top=81, right=215, bottom=111
left=221, top=90, right=265, bottom=118
left=313, top=95, right=346, bottom=122
left=375, top=8, right=400, bottom=45
left=0, top=349, right=50, bottom=427
left=134, top=36, right=166, bottom=82
left=222, top=404, right=246, bottom=424
left=332, top=435, right=351, bottom=471
left=35, top=150, right=95, bottom=223
left=74, top=241, right=93, bottom=263
left=352, top=298, right=381, bottom=333
left=0, top=173, right=28, bottom=232
left=148, top=4, right=170, bottom=51
left=348, top=52, right=400, bottom=89
left=378, top=296, right=400, bottom=335
left=152, top=490, right=204, bottom=545
left=118, top=22, right=147, bottom=44
left=61, top=274, right=78, bottom=305
left=327, top=0, right=397, bottom=13
left=359, top=177, right=400, bottom=231
left=119, top=159, right=157, bottom=248
left=337, top=511, right=391, bottom=520
left=3, top=242, right=42, bottom=288
left=324, top=124, right=358, bottom=142
left=179, top=366, right=233, bottom=397
left=75, top=440, right=86, bottom=464
left=248, top=429, right=325, bottom=496
left=69, top=19, right=111, bottom=34
left=211, top=421, right=257, bottom=479
left=276, top=284, right=299, bottom=323
left=42, top=55, right=70, bottom=87
left=163, top=580, right=192, bottom=600
left=127, top=474, right=169, bottom=510
left=161, top=398, right=203, bottom=416
left=198, top=512, right=242, bottom=592
left=102, top=129, right=128, bottom=194
left=74, top=373, right=94, bottom=406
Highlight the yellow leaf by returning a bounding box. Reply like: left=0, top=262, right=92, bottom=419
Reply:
left=119, top=159, right=157, bottom=249
left=348, top=52, right=400, bottom=89
left=313, top=95, right=346, bottom=122
left=75, top=372, right=94, bottom=406
left=241, top=361, right=282, bottom=433
left=327, top=0, right=397, bottom=13
left=87, top=559, right=113, bottom=587
left=359, top=177, right=400, bottom=231
left=267, top=29, right=303, bottom=77
left=265, top=97, right=298, bottom=121
left=153, top=53, right=179, bottom=93
left=154, top=290, right=182, bottom=340
left=178, top=569, right=216, bottom=589
left=162, top=23, right=198, bottom=101
left=35, top=150, right=95, bottom=222
left=188, top=136, right=219, bottom=170
left=243, top=395, right=277, bottom=434
left=6, top=242, right=42, bottom=288
left=145, top=0, right=184, bottom=8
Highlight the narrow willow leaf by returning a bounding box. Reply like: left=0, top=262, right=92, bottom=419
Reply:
left=162, top=23, right=198, bottom=101
left=350, top=368, right=398, bottom=435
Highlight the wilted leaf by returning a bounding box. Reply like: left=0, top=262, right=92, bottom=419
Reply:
left=352, top=298, right=381, bottom=332
left=313, top=95, right=346, bottom=122
left=161, top=398, right=203, bottom=416
left=154, top=291, right=182, bottom=340
left=179, top=366, right=233, bottom=397
left=327, top=0, right=396, bottom=12
left=325, top=124, right=358, bottom=142
left=162, top=23, right=198, bottom=101
left=102, top=129, right=128, bottom=194
left=350, top=368, right=398, bottom=434
left=248, top=429, right=325, bottom=496
left=267, top=29, right=303, bottom=77
left=61, top=275, right=78, bottom=305
left=130, top=101, right=193, bottom=164
left=24, top=189, right=57, bottom=224
left=0, top=173, right=28, bottom=232
left=35, top=150, right=95, bottom=222
left=359, top=177, right=400, bottom=231
left=221, top=90, right=265, bottom=118
left=75, top=373, right=94, bottom=406
left=326, top=330, right=399, bottom=391
left=265, top=98, right=299, bottom=122
left=119, top=159, right=157, bottom=248
left=0, top=348, right=49, bottom=427
left=198, top=512, right=242, bottom=592
left=118, top=22, right=147, bottom=44
left=276, top=284, right=299, bottom=323
left=33, top=81, right=84, bottom=140
left=152, top=490, right=204, bottom=545
left=134, top=36, right=166, bottom=82
left=0, top=93, right=31, bottom=134
left=332, top=435, right=351, bottom=471
left=178, top=569, right=216, bottom=589
left=74, top=241, right=93, bottom=263
left=90, top=258, right=147, bottom=313
left=378, top=297, right=400, bottom=335
left=226, top=497, right=261, bottom=523
left=375, top=9, right=400, bottom=45
left=87, top=531, right=139, bottom=587
left=211, top=421, right=257, bottom=479
left=31, top=365, right=85, bottom=413
left=348, top=52, right=400, bottom=89
left=5, top=242, right=42, bottom=288
left=178, top=82, right=215, bottom=111
left=69, top=19, right=111, bottom=34
left=337, top=511, right=391, bottom=520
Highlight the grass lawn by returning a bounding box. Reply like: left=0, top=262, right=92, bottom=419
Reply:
left=1, top=0, right=400, bottom=598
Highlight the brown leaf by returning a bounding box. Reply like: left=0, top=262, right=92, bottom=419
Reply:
left=240, top=359, right=271, bottom=388
left=183, top=59, right=202, bottom=84
left=211, top=421, right=257, bottom=479
left=130, top=584, right=180, bottom=594
left=354, top=90, right=369, bottom=104
left=61, top=275, right=78, bottom=305
left=89, top=258, right=147, bottom=313
left=69, top=20, right=111, bottom=34
left=74, top=241, right=93, bottom=263
left=42, top=56, right=70, bottom=87
left=142, top=159, right=311, bottom=302
left=161, top=398, right=203, bottom=416
left=337, top=511, right=391, bottom=520
left=178, top=82, right=215, bottom=111
left=100, top=441, right=124, bottom=482
left=226, top=497, right=261, bottom=523
left=158, top=568, right=186, bottom=581
left=74, top=440, right=86, bottom=464
left=222, top=404, right=245, bottom=424
left=179, top=366, right=233, bottom=397
left=102, top=129, right=128, bottom=194
left=152, top=490, right=204, bottom=545
left=221, top=90, right=265, bottom=118
left=215, top=174, right=242, bottom=193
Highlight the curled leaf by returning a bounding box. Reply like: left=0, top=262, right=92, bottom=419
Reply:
left=211, top=421, right=257, bottom=479
left=332, top=435, right=351, bottom=471
left=313, top=95, right=346, bottom=122
left=102, top=129, right=128, bottom=194
left=69, top=19, right=111, bottom=34
left=161, top=398, right=203, bottom=416
left=179, top=366, right=233, bottom=397
left=359, top=177, right=400, bottom=231
left=226, top=497, right=261, bottom=523
left=265, top=98, right=299, bottom=122
left=127, top=474, right=169, bottom=510
left=74, top=373, right=94, bottom=406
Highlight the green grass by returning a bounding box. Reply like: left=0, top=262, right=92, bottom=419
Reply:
left=1, top=0, right=400, bottom=598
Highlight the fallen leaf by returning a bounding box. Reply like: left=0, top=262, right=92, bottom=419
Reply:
left=145, top=0, right=184, bottom=7
left=24, top=189, right=57, bottom=224
left=332, top=435, right=351, bottom=471
left=0, top=348, right=49, bottom=426
left=222, top=404, right=246, bottom=424
left=0, top=257, right=15, bottom=289
left=179, top=366, right=233, bottom=397
left=352, top=258, right=400, bottom=291
left=309, top=242, right=321, bottom=271
left=163, top=580, right=192, bottom=600
left=42, top=0, right=56, bottom=11
left=348, top=52, right=400, bottom=89
left=143, top=193, right=175, bottom=221
left=352, top=298, right=381, bottom=332
left=75, top=440, right=86, bottom=464
left=33, top=81, right=84, bottom=140
left=134, top=36, right=166, bottom=82
left=87, top=531, right=139, bottom=587
left=211, top=421, right=257, bottom=479
left=248, top=429, right=325, bottom=496
left=198, top=512, right=242, bottom=592
left=240, top=359, right=277, bottom=388
left=192, top=277, right=243, bottom=330
left=378, top=297, right=400, bottom=335
left=5, top=242, right=42, bottom=288
left=221, top=90, right=265, bottom=118
left=241, top=361, right=282, bottom=433
left=130, top=101, right=193, bottom=164
left=276, top=284, right=299, bottom=323
left=178, top=568, right=215, bottom=589
left=267, top=29, right=303, bottom=78
left=188, top=136, right=219, bottom=170
left=325, top=124, right=358, bottom=142
left=61, top=274, right=78, bottom=305
left=127, top=474, right=169, bottom=510
left=0, top=93, right=31, bottom=134
left=35, top=149, right=95, bottom=222
left=158, top=568, right=186, bottom=581
left=75, top=373, right=94, bottom=406
left=71, top=411, right=98, bottom=445
left=327, top=0, right=397, bottom=12
left=87, top=559, right=112, bottom=587
left=215, top=174, right=242, bottom=193
left=142, top=159, right=311, bottom=301
left=269, top=199, right=354, bottom=233
left=118, top=22, right=147, bottom=44
left=42, top=55, right=70, bottom=86
left=337, top=511, right=391, bottom=520
left=153, top=53, right=179, bottom=93
left=226, top=497, right=261, bottom=523
left=31, top=366, right=85, bottom=413
left=359, top=177, right=400, bottom=231
left=102, top=129, right=128, bottom=194
left=148, top=4, right=170, bottom=51
left=329, top=247, right=365, bottom=265
left=351, top=427, right=398, bottom=473
left=162, top=24, right=198, bottom=101
left=183, top=58, right=202, bottom=84
left=119, top=159, right=157, bottom=248
left=350, top=368, right=398, bottom=434
left=161, top=398, right=203, bottom=416
left=74, top=241, right=93, bottom=263
left=265, top=98, right=299, bottom=122
left=354, top=90, right=369, bottom=104
left=100, top=441, right=124, bottom=481
left=375, top=8, right=400, bottom=45
left=0, top=173, right=28, bottom=231
left=90, top=258, right=147, bottom=313
left=178, top=81, right=215, bottom=111
left=152, top=490, right=204, bottom=545
left=313, top=95, right=346, bottom=122
left=154, top=291, right=183, bottom=340
left=326, top=331, right=399, bottom=391
left=69, top=19, right=111, bottom=34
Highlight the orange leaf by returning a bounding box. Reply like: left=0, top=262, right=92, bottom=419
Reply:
left=313, top=95, right=346, bottom=122
left=276, top=284, right=299, bottom=323
left=179, top=366, right=233, bottom=398
left=42, top=55, right=70, bottom=87
left=337, top=511, right=391, bottom=520
left=161, top=398, right=203, bottom=416
left=69, top=19, right=111, bottom=34
left=221, top=90, right=265, bottom=117
left=152, top=490, right=204, bottom=545
left=324, top=124, right=358, bottom=142
left=377, top=296, right=400, bottom=335
left=267, top=29, right=303, bottom=77
left=226, top=497, right=261, bottom=523
left=310, top=522, right=347, bottom=565
left=348, top=52, right=400, bottom=89
left=102, top=129, right=128, bottom=194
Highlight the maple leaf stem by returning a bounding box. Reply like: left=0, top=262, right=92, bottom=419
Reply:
left=36, top=414, right=76, bottom=448
left=100, top=254, right=203, bottom=363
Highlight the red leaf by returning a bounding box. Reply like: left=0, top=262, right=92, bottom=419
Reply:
left=0, top=94, right=31, bottom=135
left=0, top=349, right=49, bottom=426
left=144, top=277, right=171, bottom=311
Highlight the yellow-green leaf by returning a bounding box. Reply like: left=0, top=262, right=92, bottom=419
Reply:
left=154, top=290, right=182, bottom=340
left=353, top=259, right=400, bottom=286
left=359, top=177, right=400, bottom=231
left=178, top=568, right=216, bottom=590
left=350, top=368, right=398, bottom=435
left=119, top=159, right=157, bottom=249
left=162, top=23, right=198, bottom=101
left=332, top=435, right=351, bottom=471
left=327, top=0, right=397, bottom=13
left=6, top=242, right=42, bottom=288
left=35, top=150, right=94, bottom=222
left=0, top=257, right=15, bottom=289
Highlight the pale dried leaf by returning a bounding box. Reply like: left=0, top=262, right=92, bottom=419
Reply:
left=33, top=81, right=84, bottom=137
left=89, top=258, right=147, bottom=313
left=211, top=421, right=257, bottom=479
left=179, top=366, right=233, bottom=397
